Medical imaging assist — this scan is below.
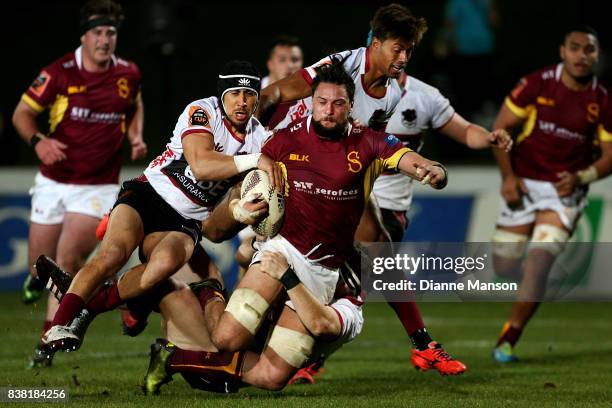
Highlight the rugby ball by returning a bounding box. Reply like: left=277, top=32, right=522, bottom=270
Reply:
left=241, top=169, right=285, bottom=236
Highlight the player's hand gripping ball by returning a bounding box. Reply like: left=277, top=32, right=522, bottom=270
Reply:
left=240, top=169, right=285, bottom=236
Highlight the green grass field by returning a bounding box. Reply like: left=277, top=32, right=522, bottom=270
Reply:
left=2, top=293, right=611, bottom=407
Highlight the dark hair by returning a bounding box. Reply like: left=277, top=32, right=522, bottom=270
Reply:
left=311, top=63, right=355, bottom=103
left=562, top=24, right=599, bottom=44
left=370, top=3, right=428, bottom=44
left=268, top=35, right=301, bottom=58
left=80, top=0, right=124, bottom=23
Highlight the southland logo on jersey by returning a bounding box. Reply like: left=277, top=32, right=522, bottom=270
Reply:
left=289, top=153, right=309, bottom=162
left=238, top=78, right=251, bottom=86
left=293, top=180, right=358, bottom=201
left=70, top=106, right=123, bottom=124
left=347, top=151, right=362, bottom=173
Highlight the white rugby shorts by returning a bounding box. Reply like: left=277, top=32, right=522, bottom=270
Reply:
left=251, top=234, right=339, bottom=305
left=29, top=172, right=119, bottom=224
left=496, top=177, right=586, bottom=230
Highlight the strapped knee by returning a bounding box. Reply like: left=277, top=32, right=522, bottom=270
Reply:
left=267, top=326, right=314, bottom=368
left=225, top=288, right=269, bottom=335
left=492, top=229, right=529, bottom=259
left=528, top=224, right=569, bottom=256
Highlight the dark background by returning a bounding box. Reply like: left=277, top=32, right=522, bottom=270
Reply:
left=1, top=0, right=610, bottom=167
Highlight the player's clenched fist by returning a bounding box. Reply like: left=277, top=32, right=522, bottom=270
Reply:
left=35, top=138, right=67, bottom=165
left=488, top=129, right=513, bottom=152
left=259, top=251, right=290, bottom=280
left=414, top=162, right=448, bottom=189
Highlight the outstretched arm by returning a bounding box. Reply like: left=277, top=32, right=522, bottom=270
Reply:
left=439, top=112, right=512, bottom=151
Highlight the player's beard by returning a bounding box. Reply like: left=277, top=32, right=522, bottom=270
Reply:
left=312, top=118, right=349, bottom=140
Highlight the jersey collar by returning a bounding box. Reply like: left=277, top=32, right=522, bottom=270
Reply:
left=75, top=46, right=117, bottom=71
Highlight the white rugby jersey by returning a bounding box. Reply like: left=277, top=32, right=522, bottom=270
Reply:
left=302, top=47, right=403, bottom=125
left=373, top=76, right=455, bottom=211
left=144, top=96, right=269, bottom=221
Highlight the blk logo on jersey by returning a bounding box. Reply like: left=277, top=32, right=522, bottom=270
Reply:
left=289, top=153, right=309, bottom=162
left=401, top=109, right=417, bottom=127
left=347, top=151, right=362, bottom=173
left=190, top=108, right=209, bottom=127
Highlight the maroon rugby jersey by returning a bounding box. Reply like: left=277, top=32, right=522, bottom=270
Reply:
left=21, top=46, right=141, bottom=184
left=262, top=116, right=410, bottom=268
left=505, top=63, right=612, bottom=181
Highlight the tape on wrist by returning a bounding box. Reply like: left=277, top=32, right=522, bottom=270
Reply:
left=576, top=166, right=598, bottom=185
left=234, top=153, right=261, bottom=173
left=280, top=267, right=300, bottom=290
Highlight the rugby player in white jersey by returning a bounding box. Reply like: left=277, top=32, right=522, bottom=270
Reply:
left=39, top=61, right=282, bottom=352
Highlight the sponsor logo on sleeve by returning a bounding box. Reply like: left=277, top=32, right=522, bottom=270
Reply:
left=385, top=134, right=400, bottom=147
left=29, top=70, right=51, bottom=97
left=189, top=106, right=210, bottom=127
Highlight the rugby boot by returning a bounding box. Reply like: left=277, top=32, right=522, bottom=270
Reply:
left=143, top=339, right=175, bottom=395
left=411, top=341, right=467, bottom=375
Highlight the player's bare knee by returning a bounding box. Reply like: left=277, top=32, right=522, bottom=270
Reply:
left=96, top=241, right=130, bottom=271
left=211, top=323, right=245, bottom=352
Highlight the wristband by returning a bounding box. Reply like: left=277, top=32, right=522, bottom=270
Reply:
left=30, top=134, right=43, bottom=149
left=234, top=153, right=262, bottom=173
left=279, top=267, right=300, bottom=290
left=576, top=166, right=598, bottom=185
left=432, top=163, right=448, bottom=189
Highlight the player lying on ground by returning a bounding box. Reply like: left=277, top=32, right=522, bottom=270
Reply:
left=490, top=25, right=612, bottom=362
left=140, top=250, right=363, bottom=394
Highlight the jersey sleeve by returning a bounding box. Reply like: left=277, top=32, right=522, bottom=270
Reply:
left=505, top=72, right=541, bottom=119
left=21, top=64, right=62, bottom=113
left=302, top=49, right=359, bottom=85
left=261, top=129, right=286, bottom=161
left=372, top=132, right=412, bottom=172
left=177, top=99, right=216, bottom=139
left=430, top=88, right=455, bottom=129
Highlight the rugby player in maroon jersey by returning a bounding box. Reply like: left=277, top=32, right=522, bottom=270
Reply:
left=260, top=4, right=466, bottom=376
left=200, top=63, right=448, bottom=388
left=491, top=25, right=612, bottom=362
left=12, top=0, right=146, bottom=368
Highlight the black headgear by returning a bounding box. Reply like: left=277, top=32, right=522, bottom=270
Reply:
left=217, top=60, right=261, bottom=117
left=80, top=16, right=120, bottom=36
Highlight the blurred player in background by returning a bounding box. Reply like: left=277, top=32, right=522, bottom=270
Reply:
left=491, top=25, right=612, bottom=362
left=261, top=36, right=304, bottom=88
left=12, top=0, right=146, bottom=368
